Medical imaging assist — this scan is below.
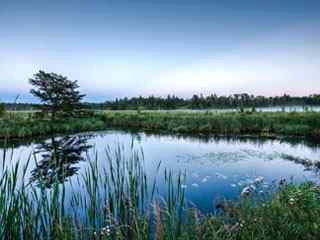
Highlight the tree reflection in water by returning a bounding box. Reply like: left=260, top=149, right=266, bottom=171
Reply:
left=31, top=134, right=92, bottom=188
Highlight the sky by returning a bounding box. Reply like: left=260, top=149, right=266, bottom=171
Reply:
left=1, top=0, right=320, bottom=102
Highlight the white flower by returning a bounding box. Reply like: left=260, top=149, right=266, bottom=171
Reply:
left=241, top=185, right=255, bottom=197
left=254, top=176, right=264, bottom=184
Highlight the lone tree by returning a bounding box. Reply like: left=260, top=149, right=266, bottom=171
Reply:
left=29, top=71, right=85, bottom=120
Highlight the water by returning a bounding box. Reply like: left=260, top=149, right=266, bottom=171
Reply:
left=1, top=130, right=320, bottom=212
left=151, top=105, right=320, bottom=113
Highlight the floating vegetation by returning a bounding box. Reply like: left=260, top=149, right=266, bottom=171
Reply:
left=176, top=151, right=248, bottom=165
left=201, top=177, right=208, bottom=183
left=215, top=172, right=228, bottom=179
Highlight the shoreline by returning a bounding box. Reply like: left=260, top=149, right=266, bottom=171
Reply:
left=0, top=111, right=320, bottom=142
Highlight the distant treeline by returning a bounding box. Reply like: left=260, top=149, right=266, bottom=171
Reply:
left=2, top=93, right=320, bottom=111
left=2, top=103, right=41, bottom=111
left=103, top=94, right=320, bottom=110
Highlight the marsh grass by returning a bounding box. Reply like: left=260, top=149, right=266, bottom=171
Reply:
left=0, top=145, right=320, bottom=239
left=0, top=114, right=105, bottom=139
left=1, top=111, right=320, bottom=140
left=101, top=111, right=320, bottom=140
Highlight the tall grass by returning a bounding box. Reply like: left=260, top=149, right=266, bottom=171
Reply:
left=0, top=114, right=106, bottom=139
left=0, top=145, right=185, bottom=239
left=1, top=111, right=320, bottom=140
left=102, top=111, right=320, bottom=139
left=0, top=145, right=320, bottom=239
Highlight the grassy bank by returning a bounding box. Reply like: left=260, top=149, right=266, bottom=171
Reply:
left=1, top=146, right=320, bottom=240
left=102, top=111, right=320, bottom=139
left=1, top=111, right=320, bottom=140
left=0, top=113, right=106, bottom=139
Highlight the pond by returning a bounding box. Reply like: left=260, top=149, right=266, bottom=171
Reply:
left=1, top=130, right=320, bottom=212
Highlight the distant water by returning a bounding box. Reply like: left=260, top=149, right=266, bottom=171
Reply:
left=1, top=130, right=320, bottom=212
left=152, top=105, right=320, bottom=113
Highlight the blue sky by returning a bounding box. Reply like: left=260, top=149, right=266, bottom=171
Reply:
left=1, top=0, right=320, bottom=102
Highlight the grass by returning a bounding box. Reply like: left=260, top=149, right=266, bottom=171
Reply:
left=0, top=145, right=320, bottom=239
left=101, top=111, right=320, bottom=140
left=0, top=112, right=106, bottom=139
left=1, top=110, right=320, bottom=141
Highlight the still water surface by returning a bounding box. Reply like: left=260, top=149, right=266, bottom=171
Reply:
left=149, top=105, right=320, bottom=113
left=1, top=130, right=320, bottom=212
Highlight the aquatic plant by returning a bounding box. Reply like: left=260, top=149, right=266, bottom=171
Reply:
left=0, top=144, right=320, bottom=239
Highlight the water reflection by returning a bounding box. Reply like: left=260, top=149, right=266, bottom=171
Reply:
left=1, top=129, right=320, bottom=211
left=30, top=134, right=92, bottom=188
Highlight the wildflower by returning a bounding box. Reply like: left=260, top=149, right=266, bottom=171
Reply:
left=100, top=226, right=111, bottom=236
left=254, top=176, right=264, bottom=184
left=241, top=185, right=255, bottom=197
left=288, top=198, right=295, bottom=207
left=240, top=220, right=245, bottom=228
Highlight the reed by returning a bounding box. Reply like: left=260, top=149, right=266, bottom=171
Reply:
left=0, top=145, right=320, bottom=239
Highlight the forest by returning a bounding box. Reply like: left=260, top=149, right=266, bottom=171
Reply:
left=3, top=93, right=320, bottom=111
left=103, top=93, right=320, bottom=110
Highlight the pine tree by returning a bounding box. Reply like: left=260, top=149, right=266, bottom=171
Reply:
left=29, top=70, right=85, bottom=120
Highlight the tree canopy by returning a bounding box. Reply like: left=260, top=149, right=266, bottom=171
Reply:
left=103, top=93, right=320, bottom=110
left=29, top=71, right=85, bottom=119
